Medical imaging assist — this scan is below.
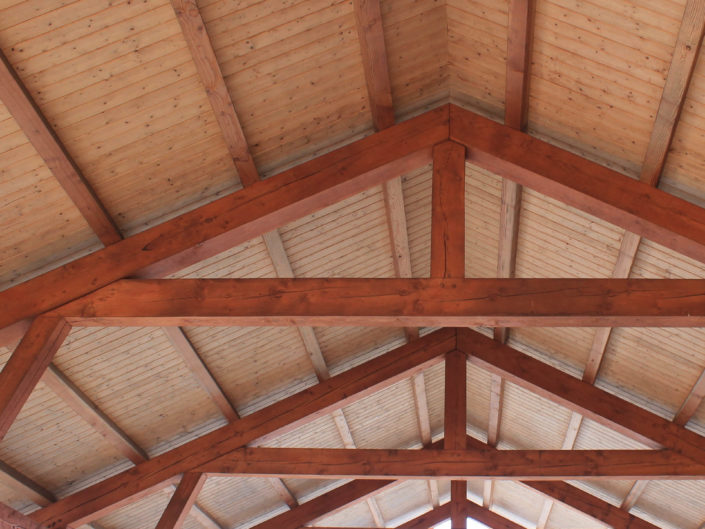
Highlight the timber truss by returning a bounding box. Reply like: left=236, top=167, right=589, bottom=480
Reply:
left=3, top=104, right=705, bottom=529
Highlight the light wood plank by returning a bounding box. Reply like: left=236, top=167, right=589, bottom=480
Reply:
left=674, top=368, right=705, bottom=425
left=431, top=142, right=466, bottom=279
left=155, top=473, right=207, bottom=529
left=621, top=480, right=649, bottom=511
left=0, top=460, right=55, bottom=507
left=0, top=315, right=70, bottom=440
left=0, top=51, right=121, bottom=245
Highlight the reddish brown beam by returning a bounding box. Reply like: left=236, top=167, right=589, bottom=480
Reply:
left=0, top=51, right=121, bottom=246
left=465, top=500, right=525, bottom=529
left=31, top=329, right=454, bottom=527
left=0, top=501, right=47, bottom=529
left=504, top=0, right=535, bottom=131
left=431, top=142, right=466, bottom=279
left=457, top=328, right=705, bottom=464
left=394, top=504, right=451, bottom=529
left=354, top=0, right=395, bottom=130
left=450, top=104, right=705, bottom=266
left=0, top=315, right=70, bottom=441
left=0, top=106, right=448, bottom=333
left=199, top=446, right=703, bottom=479
left=155, top=473, right=207, bottom=529
left=445, top=351, right=467, bottom=529
left=56, top=277, right=705, bottom=327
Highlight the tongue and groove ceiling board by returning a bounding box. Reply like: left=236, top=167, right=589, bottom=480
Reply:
left=2, top=0, right=705, bottom=529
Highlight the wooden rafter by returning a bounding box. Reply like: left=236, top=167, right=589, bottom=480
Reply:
left=0, top=315, right=70, bottom=440
left=155, top=473, right=207, bottom=529
left=0, top=106, right=446, bottom=333
left=0, top=460, right=55, bottom=508
left=0, top=52, right=121, bottom=246
left=30, top=330, right=454, bottom=527
left=55, top=277, right=705, bottom=327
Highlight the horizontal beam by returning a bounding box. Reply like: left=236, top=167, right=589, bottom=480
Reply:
left=0, top=106, right=448, bottom=332
left=31, top=329, right=454, bottom=527
left=198, top=447, right=702, bottom=479
left=450, top=105, right=705, bottom=266
left=57, top=278, right=705, bottom=327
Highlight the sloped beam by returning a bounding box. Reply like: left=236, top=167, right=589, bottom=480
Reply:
left=155, top=473, right=207, bottom=529
left=0, top=501, right=46, bottom=529
left=0, top=52, right=121, bottom=246
left=0, top=106, right=448, bottom=332
left=58, top=277, right=705, bottom=327
left=431, top=142, right=466, bottom=279
left=465, top=500, right=525, bottom=529
left=0, top=316, right=70, bottom=440
left=0, top=460, right=55, bottom=507
left=41, top=364, right=147, bottom=463
left=457, top=329, right=705, bottom=463
left=170, top=0, right=259, bottom=186
left=445, top=351, right=467, bottom=529
left=354, top=0, right=395, bottom=129
left=450, top=105, right=705, bottom=267
left=583, top=0, right=705, bottom=383
left=253, top=480, right=395, bottom=529
left=199, top=446, right=702, bottom=479
left=31, top=329, right=454, bottom=527
left=394, top=504, right=451, bottom=529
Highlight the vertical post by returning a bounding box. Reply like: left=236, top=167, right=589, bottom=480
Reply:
left=445, top=350, right=467, bottom=529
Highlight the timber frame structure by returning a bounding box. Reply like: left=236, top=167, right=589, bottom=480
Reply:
left=3, top=1, right=705, bottom=529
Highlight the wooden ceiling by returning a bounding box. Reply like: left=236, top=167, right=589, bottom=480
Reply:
left=2, top=1, right=705, bottom=529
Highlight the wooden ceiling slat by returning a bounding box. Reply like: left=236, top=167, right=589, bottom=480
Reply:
left=199, top=446, right=703, bottom=479
left=0, top=105, right=446, bottom=334
left=0, top=315, right=70, bottom=441
left=57, top=277, right=705, bottom=327
left=155, top=473, right=207, bottom=529
left=0, top=52, right=122, bottom=246
left=0, top=460, right=55, bottom=508
left=30, top=329, right=454, bottom=527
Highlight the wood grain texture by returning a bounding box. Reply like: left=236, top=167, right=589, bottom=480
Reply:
left=458, top=328, right=705, bottom=464
left=0, top=315, right=70, bottom=440
left=31, top=329, right=454, bottom=527
left=0, top=460, right=55, bottom=507
left=155, top=473, right=207, bottom=529
left=0, top=105, right=448, bottom=333
left=354, top=0, right=395, bottom=129
left=450, top=104, right=705, bottom=266
left=0, top=51, right=121, bottom=246
left=445, top=351, right=467, bottom=529
left=505, top=0, right=535, bottom=131
left=41, top=364, right=148, bottom=463
left=199, top=446, right=704, bottom=479
left=431, top=142, right=466, bottom=279
left=58, top=277, right=705, bottom=327
left=0, top=501, right=46, bottom=529
left=395, top=504, right=450, bottom=529
left=674, top=368, right=705, bottom=425
left=170, top=0, right=259, bottom=187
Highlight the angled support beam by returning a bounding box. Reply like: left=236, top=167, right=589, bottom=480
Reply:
left=0, top=316, right=70, bottom=440
left=457, top=328, right=705, bottom=463
left=57, top=277, right=705, bottom=327
left=0, top=106, right=448, bottom=332
left=431, top=142, right=466, bottom=279
left=394, top=504, right=451, bottom=529
left=582, top=0, right=705, bottom=384
left=155, top=473, right=207, bottom=529
left=445, top=351, right=467, bottom=529
left=41, top=364, right=147, bottom=463
left=31, top=329, right=454, bottom=527
left=465, top=500, right=525, bottom=529
left=0, top=52, right=121, bottom=246
left=675, top=369, right=705, bottom=426
left=450, top=104, right=705, bottom=267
